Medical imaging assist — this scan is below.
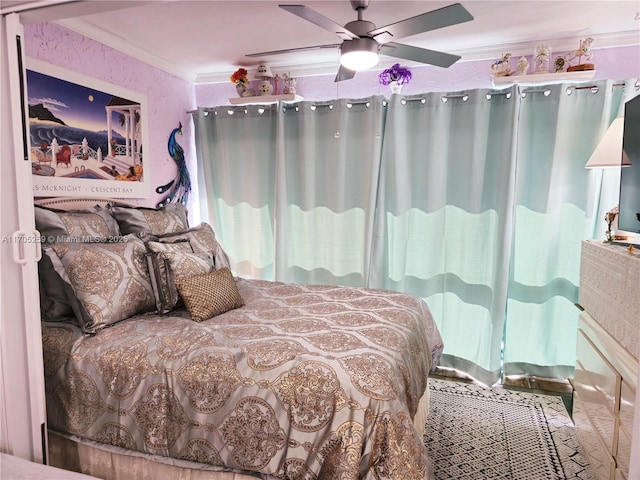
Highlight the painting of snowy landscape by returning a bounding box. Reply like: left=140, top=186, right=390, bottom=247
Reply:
left=26, top=59, right=149, bottom=198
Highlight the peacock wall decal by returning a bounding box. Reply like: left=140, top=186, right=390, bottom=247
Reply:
left=156, top=121, right=191, bottom=207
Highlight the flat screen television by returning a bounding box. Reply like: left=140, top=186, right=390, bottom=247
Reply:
left=618, top=94, right=640, bottom=235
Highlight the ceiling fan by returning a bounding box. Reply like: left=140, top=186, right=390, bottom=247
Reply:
left=246, top=1, right=474, bottom=82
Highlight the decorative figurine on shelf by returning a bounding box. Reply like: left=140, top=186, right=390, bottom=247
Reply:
left=490, top=53, right=512, bottom=77
left=230, top=68, right=249, bottom=97
left=156, top=122, right=191, bottom=207
left=554, top=55, right=567, bottom=73
left=533, top=44, right=551, bottom=73
left=566, top=37, right=595, bottom=71
left=379, top=63, right=412, bottom=94
left=516, top=56, right=529, bottom=76
left=273, top=74, right=281, bottom=95
left=282, top=72, right=297, bottom=95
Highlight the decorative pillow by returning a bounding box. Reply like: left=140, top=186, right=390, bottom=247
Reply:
left=175, top=268, right=244, bottom=322
left=155, top=222, right=231, bottom=270
left=109, top=204, right=189, bottom=236
left=145, top=240, right=214, bottom=313
left=35, top=205, right=120, bottom=243
left=38, top=254, right=76, bottom=322
left=44, top=235, right=155, bottom=334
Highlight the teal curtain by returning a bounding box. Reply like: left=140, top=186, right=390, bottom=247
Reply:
left=194, top=106, right=277, bottom=279
left=503, top=80, right=633, bottom=380
left=194, top=79, right=634, bottom=385
left=275, top=98, right=386, bottom=285
left=369, top=89, right=519, bottom=386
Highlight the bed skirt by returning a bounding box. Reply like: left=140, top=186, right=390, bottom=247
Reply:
left=48, top=382, right=431, bottom=480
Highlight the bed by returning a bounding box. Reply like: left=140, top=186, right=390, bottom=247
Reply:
left=35, top=197, right=444, bottom=480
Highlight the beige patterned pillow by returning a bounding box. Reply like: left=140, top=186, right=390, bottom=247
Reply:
left=109, top=204, right=188, bottom=236
left=175, top=268, right=244, bottom=322
left=155, top=223, right=231, bottom=270
left=145, top=240, right=214, bottom=313
left=45, top=235, right=155, bottom=333
left=35, top=206, right=120, bottom=242
left=35, top=206, right=121, bottom=323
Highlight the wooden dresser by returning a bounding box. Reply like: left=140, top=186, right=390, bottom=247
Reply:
left=573, top=240, right=639, bottom=480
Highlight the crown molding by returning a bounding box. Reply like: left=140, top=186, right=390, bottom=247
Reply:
left=55, top=17, right=197, bottom=82
left=54, top=17, right=639, bottom=86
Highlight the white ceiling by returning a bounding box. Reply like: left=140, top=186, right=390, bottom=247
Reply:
left=4, top=0, right=640, bottom=84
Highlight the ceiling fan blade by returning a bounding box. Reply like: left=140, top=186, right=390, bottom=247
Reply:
left=279, top=4, right=358, bottom=41
left=246, top=43, right=340, bottom=58
left=335, top=65, right=356, bottom=82
left=369, top=3, right=473, bottom=44
left=380, top=42, right=461, bottom=68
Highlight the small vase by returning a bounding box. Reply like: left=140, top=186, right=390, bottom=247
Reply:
left=235, top=82, right=246, bottom=97
left=516, top=56, right=529, bottom=76
left=389, top=81, right=402, bottom=94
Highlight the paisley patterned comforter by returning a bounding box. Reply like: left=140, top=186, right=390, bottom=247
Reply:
left=42, top=279, right=443, bottom=480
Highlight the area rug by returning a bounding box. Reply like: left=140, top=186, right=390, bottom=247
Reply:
left=425, top=379, right=595, bottom=480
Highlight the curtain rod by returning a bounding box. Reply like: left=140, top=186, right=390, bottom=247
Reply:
left=310, top=102, right=334, bottom=110
left=401, top=97, right=426, bottom=104
left=189, top=81, right=639, bottom=113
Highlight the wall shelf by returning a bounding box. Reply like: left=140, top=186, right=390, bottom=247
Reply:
left=229, top=93, right=303, bottom=105
left=492, top=70, right=596, bottom=87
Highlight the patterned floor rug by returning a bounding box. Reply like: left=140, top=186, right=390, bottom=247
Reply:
left=425, top=379, right=595, bottom=480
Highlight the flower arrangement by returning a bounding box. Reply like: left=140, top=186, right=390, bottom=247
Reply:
left=378, top=63, right=412, bottom=86
left=230, top=67, right=249, bottom=86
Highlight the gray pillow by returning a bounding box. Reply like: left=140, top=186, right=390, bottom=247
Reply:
left=109, top=204, right=189, bottom=236
left=145, top=240, right=214, bottom=313
left=35, top=205, right=120, bottom=243
left=44, top=235, right=156, bottom=334
left=154, top=223, right=230, bottom=270
left=38, top=254, right=76, bottom=322
left=36, top=205, right=120, bottom=323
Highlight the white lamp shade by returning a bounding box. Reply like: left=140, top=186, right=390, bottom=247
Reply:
left=340, top=38, right=379, bottom=71
left=255, top=63, right=273, bottom=79
left=585, top=117, right=632, bottom=168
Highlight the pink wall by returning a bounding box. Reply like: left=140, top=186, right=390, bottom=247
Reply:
left=24, top=23, right=198, bottom=211
left=196, top=45, right=640, bottom=106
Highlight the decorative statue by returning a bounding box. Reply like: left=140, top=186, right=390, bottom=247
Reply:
left=533, top=44, right=551, bottom=73
left=554, top=56, right=567, bottom=73
left=490, top=53, right=512, bottom=77
left=566, top=37, right=595, bottom=71
left=156, top=122, right=191, bottom=207
left=282, top=72, right=297, bottom=94
left=516, top=56, right=529, bottom=76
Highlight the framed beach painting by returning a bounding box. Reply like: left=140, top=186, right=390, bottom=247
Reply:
left=26, top=58, right=150, bottom=198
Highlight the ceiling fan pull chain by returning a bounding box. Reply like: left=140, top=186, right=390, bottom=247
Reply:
left=335, top=80, right=341, bottom=138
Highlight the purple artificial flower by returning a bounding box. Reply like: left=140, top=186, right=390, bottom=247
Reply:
left=378, top=63, right=412, bottom=85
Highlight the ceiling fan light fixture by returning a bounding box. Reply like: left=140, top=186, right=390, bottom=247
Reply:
left=340, top=38, right=379, bottom=71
